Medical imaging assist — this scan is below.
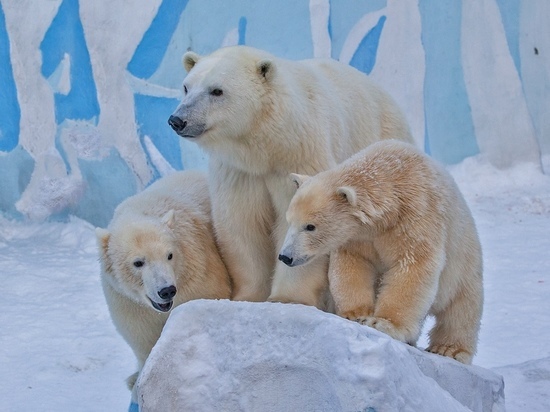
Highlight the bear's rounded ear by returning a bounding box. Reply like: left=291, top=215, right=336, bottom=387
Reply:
left=162, top=209, right=176, bottom=229
left=183, top=51, right=201, bottom=72
left=95, top=228, right=112, bottom=270
left=95, top=228, right=110, bottom=255
left=290, top=173, right=310, bottom=189
left=257, top=59, right=275, bottom=81
left=337, top=186, right=358, bottom=207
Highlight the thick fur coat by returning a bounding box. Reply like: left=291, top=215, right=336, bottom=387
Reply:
left=280, top=140, right=483, bottom=364
left=96, top=171, right=231, bottom=399
left=169, top=45, right=413, bottom=309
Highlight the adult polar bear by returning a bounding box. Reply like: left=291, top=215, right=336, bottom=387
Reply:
left=168, top=46, right=413, bottom=308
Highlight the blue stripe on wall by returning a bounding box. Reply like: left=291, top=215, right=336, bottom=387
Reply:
left=127, top=0, right=190, bottom=79
left=0, top=3, right=20, bottom=152
left=74, top=150, right=137, bottom=228
left=349, top=16, right=386, bottom=75
left=135, top=95, right=183, bottom=171
left=238, top=16, right=247, bottom=45
left=495, top=0, right=521, bottom=76
left=328, top=0, right=386, bottom=61
left=419, top=0, right=479, bottom=164
left=423, top=107, right=431, bottom=156
left=327, top=6, right=333, bottom=46
left=40, top=0, right=99, bottom=123
left=0, top=146, right=33, bottom=217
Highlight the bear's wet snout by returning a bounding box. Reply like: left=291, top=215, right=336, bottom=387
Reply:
left=168, top=115, right=187, bottom=133
left=158, top=285, right=177, bottom=300
left=278, top=254, right=293, bottom=266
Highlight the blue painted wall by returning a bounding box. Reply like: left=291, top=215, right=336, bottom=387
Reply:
left=420, top=0, right=479, bottom=163
left=0, top=0, right=546, bottom=225
left=0, top=3, right=19, bottom=152
left=41, top=0, right=99, bottom=124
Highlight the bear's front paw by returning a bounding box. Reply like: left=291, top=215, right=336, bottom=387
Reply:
left=339, top=306, right=373, bottom=324
left=427, top=344, right=473, bottom=364
left=267, top=296, right=294, bottom=304
left=360, top=316, right=410, bottom=342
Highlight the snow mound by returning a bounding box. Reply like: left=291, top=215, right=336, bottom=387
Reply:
left=449, top=155, right=550, bottom=215
left=137, top=300, right=504, bottom=412
left=493, top=357, right=550, bottom=412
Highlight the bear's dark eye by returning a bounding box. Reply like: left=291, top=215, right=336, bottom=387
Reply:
left=133, top=259, right=144, bottom=268
left=211, top=88, right=223, bottom=97
left=305, top=224, right=316, bottom=232
left=167, top=253, right=173, bottom=261
left=183, top=85, right=188, bottom=95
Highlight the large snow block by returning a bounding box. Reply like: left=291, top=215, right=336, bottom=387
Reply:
left=136, top=300, right=505, bottom=412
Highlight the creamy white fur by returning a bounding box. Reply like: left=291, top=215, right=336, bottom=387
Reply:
left=171, top=45, right=413, bottom=308
left=96, top=171, right=231, bottom=400
left=281, top=140, right=483, bottom=364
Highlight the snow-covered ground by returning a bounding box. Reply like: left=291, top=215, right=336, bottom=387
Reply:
left=0, top=155, right=549, bottom=411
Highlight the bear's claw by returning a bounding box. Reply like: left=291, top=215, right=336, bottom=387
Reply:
left=426, top=344, right=472, bottom=364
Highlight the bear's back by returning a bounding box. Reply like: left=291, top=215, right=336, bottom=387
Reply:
left=343, top=140, right=479, bottom=252
left=112, top=171, right=210, bottom=227
left=283, top=57, right=414, bottom=164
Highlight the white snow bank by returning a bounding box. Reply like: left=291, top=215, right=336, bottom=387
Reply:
left=449, top=154, right=550, bottom=215
left=137, top=300, right=505, bottom=412
left=494, top=357, right=550, bottom=412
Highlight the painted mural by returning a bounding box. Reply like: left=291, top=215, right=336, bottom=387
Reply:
left=0, top=0, right=547, bottom=226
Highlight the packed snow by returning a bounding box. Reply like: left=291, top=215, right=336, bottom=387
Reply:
left=137, top=300, right=504, bottom=411
left=0, top=155, right=549, bottom=411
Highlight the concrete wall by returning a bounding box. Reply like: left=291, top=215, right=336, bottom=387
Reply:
left=0, top=0, right=547, bottom=226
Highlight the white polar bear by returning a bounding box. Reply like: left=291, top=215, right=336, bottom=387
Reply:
left=279, top=140, right=483, bottom=364
left=168, top=45, right=413, bottom=309
left=96, top=171, right=231, bottom=400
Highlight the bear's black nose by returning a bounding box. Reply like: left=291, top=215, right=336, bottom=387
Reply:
left=168, top=115, right=187, bottom=133
left=158, top=285, right=177, bottom=300
left=278, top=254, right=293, bottom=266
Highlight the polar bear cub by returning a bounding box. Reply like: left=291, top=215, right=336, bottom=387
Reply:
left=279, top=140, right=483, bottom=364
left=96, top=171, right=231, bottom=399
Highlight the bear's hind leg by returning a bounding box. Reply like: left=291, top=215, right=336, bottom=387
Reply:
left=427, top=285, right=483, bottom=364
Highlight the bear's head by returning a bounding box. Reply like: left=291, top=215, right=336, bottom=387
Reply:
left=279, top=173, right=383, bottom=268
left=168, top=46, right=275, bottom=147
left=96, top=210, right=181, bottom=313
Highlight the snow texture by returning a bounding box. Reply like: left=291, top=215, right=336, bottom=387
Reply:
left=0, top=156, right=549, bottom=411
left=137, top=300, right=504, bottom=412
